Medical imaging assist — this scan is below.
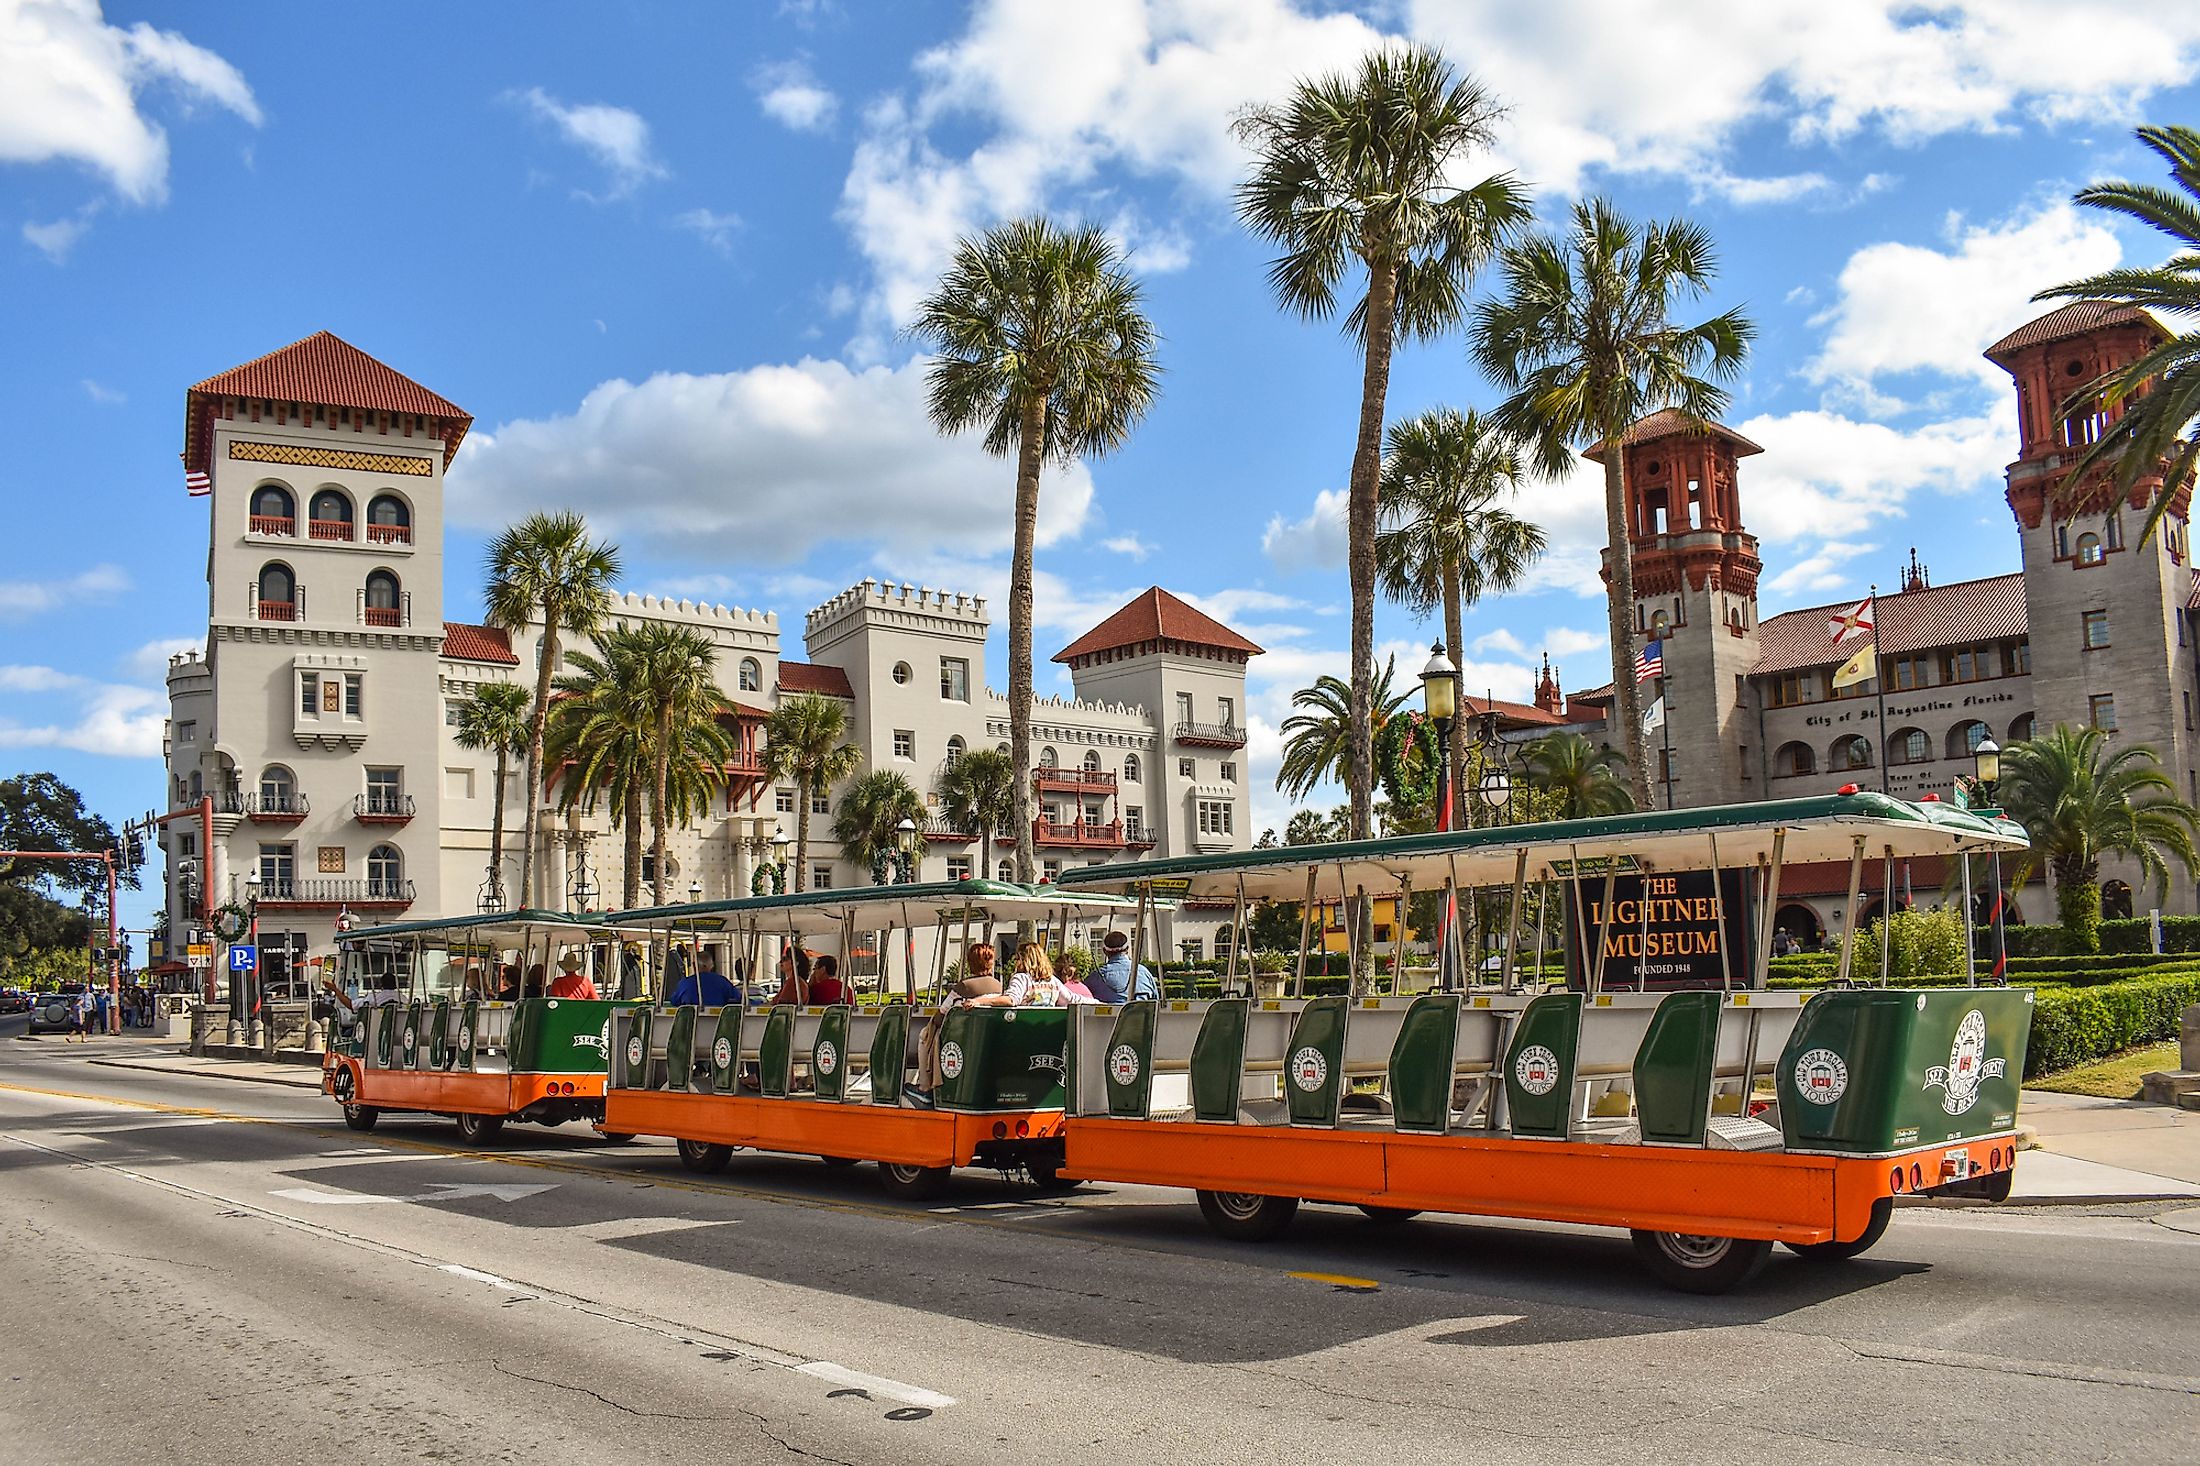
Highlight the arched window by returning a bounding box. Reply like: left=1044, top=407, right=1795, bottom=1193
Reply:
left=365, top=493, right=411, bottom=545
left=1214, top=924, right=1235, bottom=959
left=259, top=765, right=294, bottom=814
left=1039, top=746, right=1058, bottom=767
left=256, top=562, right=296, bottom=621
left=997, top=860, right=1013, bottom=883
left=249, top=485, right=295, bottom=535
left=2076, top=532, right=2104, bottom=567
left=2009, top=712, right=2036, bottom=743
left=1946, top=720, right=1990, bottom=760
left=2102, top=880, right=2135, bottom=921
left=1773, top=741, right=1816, bottom=777
left=188, top=769, right=203, bottom=801
left=364, top=569, right=402, bottom=627
left=308, top=489, right=354, bottom=541
left=739, top=658, right=761, bottom=692
left=1083, top=749, right=1102, bottom=771
left=367, top=844, right=403, bottom=898
left=1831, top=735, right=1873, bottom=771
left=1123, top=753, right=1140, bottom=783
left=1887, top=727, right=1931, bottom=766
left=944, top=736, right=966, bottom=767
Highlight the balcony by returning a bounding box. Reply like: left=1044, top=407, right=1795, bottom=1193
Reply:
left=722, top=749, right=766, bottom=778
left=246, top=583, right=306, bottom=622
left=240, top=793, right=309, bottom=823
left=1124, top=821, right=1157, bottom=849
left=248, top=515, right=295, bottom=537
left=365, top=522, right=413, bottom=546
left=309, top=517, right=353, bottom=542
left=921, top=817, right=979, bottom=843
left=1174, top=721, right=1247, bottom=750
left=355, top=792, right=416, bottom=825
left=255, top=877, right=416, bottom=909
left=1036, top=766, right=1117, bottom=794
left=1035, top=818, right=1124, bottom=849
left=357, top=589, right=412, bottom=629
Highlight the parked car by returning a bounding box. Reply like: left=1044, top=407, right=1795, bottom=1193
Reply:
left=0, top=988, right=30, bottom=1015
left=25, top=984, right=86, bottom=1035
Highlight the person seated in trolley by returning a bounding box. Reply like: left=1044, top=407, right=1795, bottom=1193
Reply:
left=1055, top=951, right=1097, bottom=1003
left=767, top=945, right=851, bottom=1006
left=666, top=946, right=739, bottom=1009
left=323, top=969, right=402, bottom=1012
left=546, top=952, right=597, bottom=1000
left=913, top=942, right=1002, bottom=1096
left=969, top=942, right=1066, bottom=1008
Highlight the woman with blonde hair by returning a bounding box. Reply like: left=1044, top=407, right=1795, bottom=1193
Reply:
left=976, top=941, right=1066, bottom=1007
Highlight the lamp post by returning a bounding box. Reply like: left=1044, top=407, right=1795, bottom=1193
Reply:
left=688, top=878, right=703, bottom=904
left=894, top=816, right=919, bottom=884
left=567, top=841, right=597, bottom=912
left=241, top=868, right=263, bottom=1048
left=1973, top=736, right=2009, bottom=986
left=1419, top=643, right=1459, bottom=832
left=1651, top=609, right=1675, bottom=809
left=769, top=831, right=791, bottom=893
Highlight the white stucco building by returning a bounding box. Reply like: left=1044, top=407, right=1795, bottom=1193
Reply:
left=160, top=332, right=1257, bottom=988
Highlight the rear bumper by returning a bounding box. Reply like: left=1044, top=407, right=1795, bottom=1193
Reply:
left=325, top=1059, right=606, bottom=1119
left=605, top=1088, right=1065, bottom=1169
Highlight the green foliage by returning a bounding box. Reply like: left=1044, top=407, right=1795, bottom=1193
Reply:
left=2002, top=924, right=2066, bottom=958
left=0, top=772, right=132, bottom=904
left=1520, top=731, right=1633, bottom=818
left=1845, top=906, right=1968, bottom=982
left=1277, top=661, right=1410, bottom=803
left=2026, top=972, right=2200, bottom=1077
left=762, top=695, right=865, bottom=893
left=2099, top=914, right=2200, bottom=954
left=834, top=770, right=927, bottom=883
left=1054, top=946, right=1097, bottom=980
left=0, top=945, right=96, bottom=989
left=934, top=747, right=1015, bottom=840
left=1246, top=899, right=1308, bottom=953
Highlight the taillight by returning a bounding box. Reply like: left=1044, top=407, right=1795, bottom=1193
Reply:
left=992, top=1121, right=1007, bottom=1139
left=1014, top=1119, right=1029, bottom=1137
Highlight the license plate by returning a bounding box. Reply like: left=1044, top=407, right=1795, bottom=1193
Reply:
left=1941, top=1149, right=1972, bottom=1182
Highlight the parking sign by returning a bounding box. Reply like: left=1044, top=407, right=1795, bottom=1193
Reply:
left=229, top=946, right=258, bottom=973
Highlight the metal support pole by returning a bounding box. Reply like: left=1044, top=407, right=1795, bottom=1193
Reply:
left=1961, top=853, right=1978, bottom=988
left=1502, top=848, right=1527, bottom=993
left=1755, top=830, right=1786, bottom=990
left=1708, top=832, right=1733, bottom=994
left=1294, top=866, right=1316, bottom=999
left=1834, top=836, right=1866, bottom=988
left=1880, top=844, right=1896, bottom=986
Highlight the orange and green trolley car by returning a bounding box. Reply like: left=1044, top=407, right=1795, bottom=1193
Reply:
left=323, top=909, right=645, bottom=1144
left=1048, top=791, right=2034, bottom=1291
left=602, top=879, right=1137, bottom=1196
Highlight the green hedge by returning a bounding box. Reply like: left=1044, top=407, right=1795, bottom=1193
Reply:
left=2025, top=973, right=2200, bottom=1076
left=1994, top=953, right=2189, bottom=976
left=2098, top=915, right=2200, bottom=954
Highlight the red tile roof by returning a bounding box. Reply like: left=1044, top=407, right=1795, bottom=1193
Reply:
left=779, top=660, right=854, bottom=699
left=1053, top=587, right=1265, bottom=663
left=1459, top=693, right=1566, bottom=729
left=185, top=331, right=473, bottom=472
left=1753, top=574, right=2027, bottom=677
left=1984, top=301, right=2160, bottom=362
left=1585, top=409, right=1764, bottom=463
left=441, top=622, right=520, bottom=665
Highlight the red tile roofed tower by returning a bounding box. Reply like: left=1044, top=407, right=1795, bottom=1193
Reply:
left=1587, top=411, right=1765, bottom=807
left=1534, top=654, right=1562, bottom=715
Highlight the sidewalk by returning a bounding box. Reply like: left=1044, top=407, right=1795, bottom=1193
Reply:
left=86, top=1047, right=325, bottom=1091
left=2008, top=1088, right=2200, bottom=1203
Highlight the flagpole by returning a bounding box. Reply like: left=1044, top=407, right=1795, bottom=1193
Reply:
left=1870, top=581, right=1889, bottom=795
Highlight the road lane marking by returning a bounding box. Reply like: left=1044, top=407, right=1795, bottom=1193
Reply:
left=270, top=1181, right=557, bottom=1205
left=564, top=1216, right=725, bottom=1240
left=794, top=1361, right=957, bottom=1410
left=1289, top=1270, right=1382, bottom=1292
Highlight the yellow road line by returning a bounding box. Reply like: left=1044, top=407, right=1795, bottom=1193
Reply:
left=1288, top=1270, right=1381, bottom=1291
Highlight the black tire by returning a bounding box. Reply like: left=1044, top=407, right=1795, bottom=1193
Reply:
left=454, top=1111, right=505, bottom=1145
left=877, top=1161, right=951, bottom=1200
left=1356, top=1204, right=1420, bottom=1225
left=1026, top=1155, right=1076, bottom=1192
left=330, top=1066, right=358, bottom=1105
left=677, top=1138, right=732, bottom=1173
left=819, top=1155, right=861, bottom=1168
left=1195, top=1189, right=1300, bottom=1242
left=1630, top=1229, right=1774, bottom=1294
left=596, top=1131, right=638, bottom=1146
left=342, top=1104, right=379, bottom=1133
left=1785, top=1197, right=1893, bottom=1262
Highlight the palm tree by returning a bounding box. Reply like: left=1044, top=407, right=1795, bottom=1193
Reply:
left=936, top=747, right=1017, bottom=853
left=2032, top=125, right=2200, bottom=538
left=1521, top=731, right=1634, bottom=820
left=1474, top=199, right=1754, bottom=807
left=834, top=770, right=928, bottom=884
left=913, top=217, right=1160, bottom=883
left=628, top=623, right=734, bottom=905
left=1376, top=407, right=1547, bottom=825
left=1237, top=44, right=1528, bottom=840
left=761, top=695, right=864, bottom=892
left=547, top=636, right=653, bottom=911
left=1277, top=656, right=1411, bottom=802
left=452, top=681, right=530, bottom=909
left=484, top=511, right=622, bottom=906
left=1998, top=724, right=2200, bottom=953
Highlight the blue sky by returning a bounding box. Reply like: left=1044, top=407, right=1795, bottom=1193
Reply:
left=6, top=0, right=2200, bottom=933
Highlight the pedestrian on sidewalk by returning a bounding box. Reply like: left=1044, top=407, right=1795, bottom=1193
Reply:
left=66, top=988, right=90, bottom=1042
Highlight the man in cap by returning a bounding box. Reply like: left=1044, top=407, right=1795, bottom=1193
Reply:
left=1088, top=930, right=1156, bottom=1005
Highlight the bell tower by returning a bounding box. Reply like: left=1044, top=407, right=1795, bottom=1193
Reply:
left=1591, top=410, right=1764, bottom=808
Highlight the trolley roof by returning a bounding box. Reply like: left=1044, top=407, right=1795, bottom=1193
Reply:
left=336, top=907, right=643, bottom=947
left=1054, top=792, right=2026, bottom=902
left=610, top=877, right=1139, bottom=936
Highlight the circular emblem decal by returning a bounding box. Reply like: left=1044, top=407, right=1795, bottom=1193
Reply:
left=1289, top=1045, right=1329, bottom=1093
left=712, top=1036, right=733, bottom=1069
left=1793, top=1048, right=1850, bottom=1105
left=1924, top=1008, right=2006, bottom=1116
left=940, top=1041, right=965, bottom=1080
left=402, top=1027, right=417, bottom=1057
left=626, top=1035, right=644, bottom=1068
left=458, top=1026, right=472, bottom=1053
left=1107, top=1043, right=1140, bottom=1087
left=1514, top=1044, right=1560, bottom=1097
left=816, top=1041, right=839, bottom=1076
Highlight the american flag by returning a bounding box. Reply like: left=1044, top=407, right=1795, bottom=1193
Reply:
left=1633, top=638, right=1663, bottom=682
left=185, top=469, right=211, bottom=497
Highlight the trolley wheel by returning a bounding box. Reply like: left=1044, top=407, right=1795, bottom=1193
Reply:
left=1195, top=1189, right=1300, bottom=1242
left=342, top=1104, right=379, bottom=1133
left=330, top=1065, right=358, bottom=1105
left=677, top=1138, right=732, bottom=1173
left=1026, top=1155, right=1075, bottom=1192
left=454, top=1111, right=505, bottom=1146
left=877, top=1161, right=951, bottom=1200
left=1629, top=1230, right=1773, bottom=1294
left=1356, top=1204, right=1420, bottom=1225
left=596, top=1131, right=638, bottom=1146
left=1785, top=1197, right=1893, bottom=1262
left=819, top=1155, right=861, bottom=1168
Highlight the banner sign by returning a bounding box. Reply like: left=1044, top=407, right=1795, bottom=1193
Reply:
left=1563, top=869, right=1754, bottom=990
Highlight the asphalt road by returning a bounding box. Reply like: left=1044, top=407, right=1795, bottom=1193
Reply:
left=2, top=1021, right=2195, bottom=1465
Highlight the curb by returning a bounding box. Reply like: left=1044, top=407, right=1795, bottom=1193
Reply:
left=1897, top=1192, right=2200, bottom=1208
left=86, top=1057, right=325, bottom=1092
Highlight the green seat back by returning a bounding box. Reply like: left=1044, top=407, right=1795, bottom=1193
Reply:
left=1389, top=994, right=1462, bottom=1135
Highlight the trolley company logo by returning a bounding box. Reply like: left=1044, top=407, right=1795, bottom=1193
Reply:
left=1924, top=1009, right=2006, bottom=1116
left=402, top=1027, right=417, bottom=1059
left=1793, top=1048, right=1850, bottom=1105
left=712, top=1037, right=733, bottom=1070
left=574, top=1020, right=611, bottom=1056
left=457, top=1026, right=472, bottom=1054
left=816, top=1041, right=839, bottom=1077
left=626, top=1035, right=644, bottom=1069
left=1514, top=1044, right=1560, bottom=1096
left=1107, top=1043, right=1140, bottom=1086
left=1289, top=1045, right=1328, bottom=1092
left=940, top=1041, right=965, bottom=1080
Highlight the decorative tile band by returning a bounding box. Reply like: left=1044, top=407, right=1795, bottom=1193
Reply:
left=229, top=439, right=434, bottom=477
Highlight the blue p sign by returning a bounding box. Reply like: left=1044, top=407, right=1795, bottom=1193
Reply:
left=229, top=946, right=258, bottom=973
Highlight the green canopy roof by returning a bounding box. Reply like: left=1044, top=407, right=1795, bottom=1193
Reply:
left=609, top=877, right=1138, bottom=936
left=1054, top=792, right=2027, bottom=904
left=338, top=907, right=636, bottom=947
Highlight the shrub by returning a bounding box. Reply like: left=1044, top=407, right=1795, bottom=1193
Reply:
left=2098, top=915, right=2200, bottom=954
left=1846, top=906, right=1968, bottom=982
left=2024, top=972, right=2200, bottom=1077
left=2002, top=925, right=2065, bottom=959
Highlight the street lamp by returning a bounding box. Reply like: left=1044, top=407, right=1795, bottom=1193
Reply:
left=688, top=878, right=703, bottom=904
left=567, top=843, right=597, bottom=911
left=894, top=816, right=919, bottom=884
left=1420, top=642, right=1459, bottom=831
left=239, top=868, right=262, bottom=1047
left=1973, top=736, right=2008, bottom=986
left=771, top=831, right=791, bottom=891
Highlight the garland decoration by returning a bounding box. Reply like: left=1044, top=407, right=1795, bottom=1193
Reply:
left=750, top=861, right=787, bottom=896
left=1375, top=710, right=1442, bottom=814
left=210, top=902, right=252, bottom=942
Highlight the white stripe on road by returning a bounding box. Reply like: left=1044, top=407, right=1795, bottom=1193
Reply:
left=795, top=1361, right=959, bottom=1410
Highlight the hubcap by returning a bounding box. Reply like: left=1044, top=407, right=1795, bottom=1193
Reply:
left=1214, top=1191, right=1264, bottom=1220
left=1659, top=1233, right=1732, bottom=1268
left=888, top=1164, right=922, bottom=1183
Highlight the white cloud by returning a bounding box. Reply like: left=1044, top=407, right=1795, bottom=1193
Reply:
left=124, top=636, right=199, bottom=679
left=447, top=357, right=1098, bottom=566
left=1261, top=488, right=1347, bottom=575
left=0, top=563, right=128, bottom=619
left=1738, top=408, right=2008, bottom=552
left=517, top=87, right=666, bottom=195
left=1807, top=199, right=2122, bottom=401
left=0, top=665, right=163, bottom=758
left=23, top=208, right=93, bottom=261
left=673, top=207, right=742, bottom=255
left=752, top=59, right=838, bottom=132
left=1474, top=625, right=1603, bottom=660
left=80, top=376, right=123, bottom=402
left=0, top=0, right=259, bottom=204
left=1764, top=540, right=1882, bottom=598
left=1100, top=535, right=1151, bottom=560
